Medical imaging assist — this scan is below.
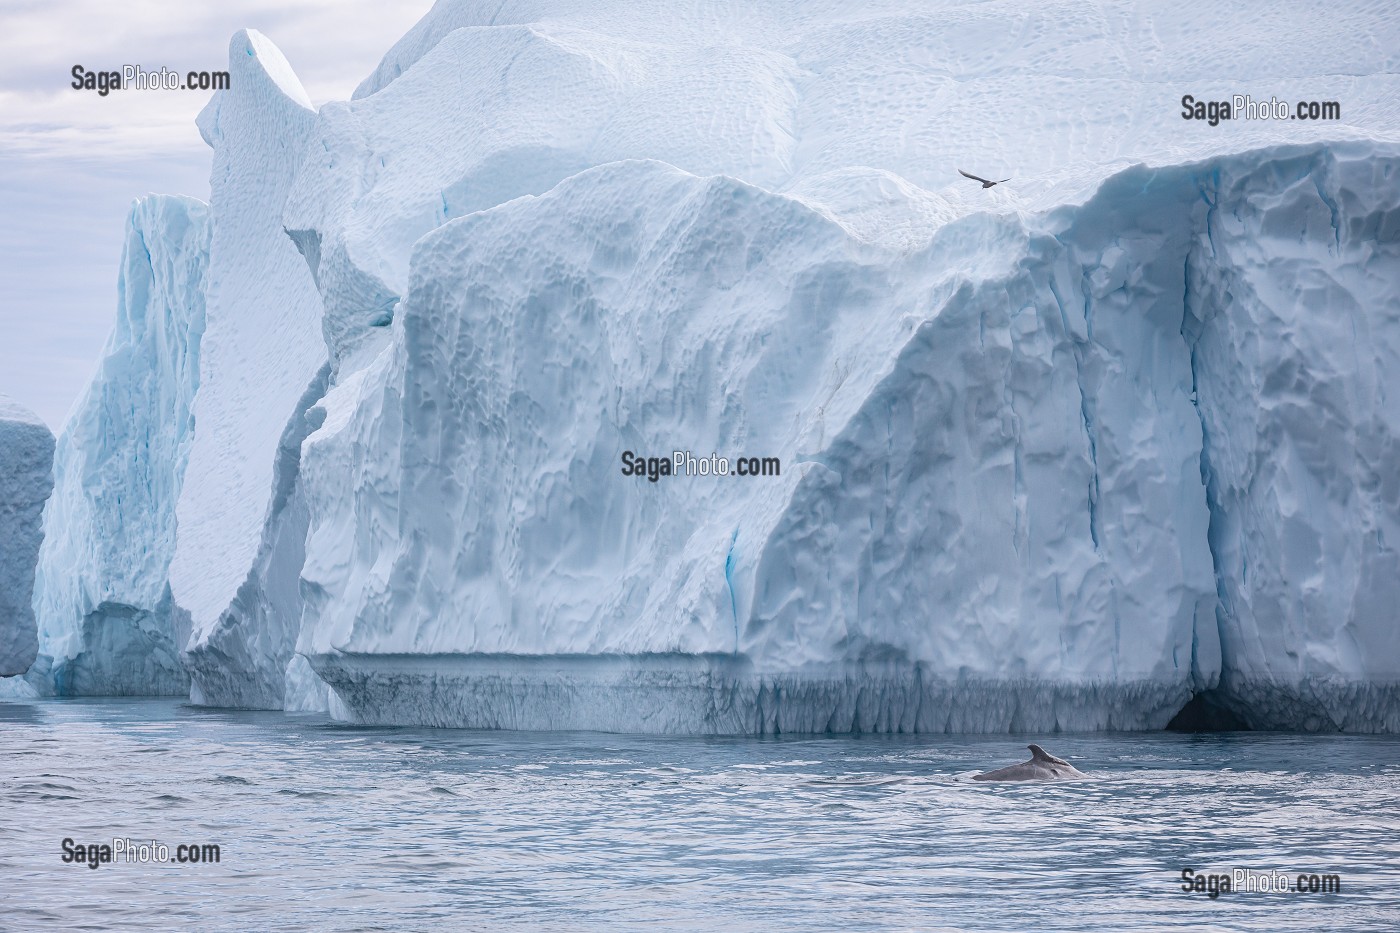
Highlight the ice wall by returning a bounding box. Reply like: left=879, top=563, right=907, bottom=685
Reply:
left=29, top=195, right=207, bottom=695
left=277, top=1, right=1398, bottom=731
left=0, top=396, right=54, bottom=676
left=297, top=143, right=1400, bottom=733
left=1184, top=149, right=1400, bottom=731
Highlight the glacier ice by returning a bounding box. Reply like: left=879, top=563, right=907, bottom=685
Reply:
left=295, top=143, right=1399, bottom=733
left=28, top=195, right=206, bottom=695
left=278, top=0, right=1399, bottom=732
left=1182, top=150, right=1400, bottom=731
left=28, top=2, right=1400, bottom=732
left=168, top=30, right=328, bottom=708
left=0, top=395, right=54, bottom=676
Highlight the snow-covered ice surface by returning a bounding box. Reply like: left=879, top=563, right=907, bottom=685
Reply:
left=0, top=396, right=53, bottom=676
left=36, top=1, right=1400, bottom=730
left=28, top=196, right=206, bottom=696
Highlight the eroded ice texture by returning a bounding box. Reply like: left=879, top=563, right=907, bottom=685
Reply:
left=0, top=396, right=54, bottom=676
left=295, top=143, right=1400, bottom=733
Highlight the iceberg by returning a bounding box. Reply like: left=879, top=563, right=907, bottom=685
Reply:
left=31, top=1, right=1400, bottom=731
left=0, top=396, right=54, bottom=676
left=280, top=1, right=1400, bottom=731
left=29, top=195, right=207, bottom=695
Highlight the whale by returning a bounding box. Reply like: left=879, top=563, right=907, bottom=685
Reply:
left=972, top=744, right=1086, bottom=781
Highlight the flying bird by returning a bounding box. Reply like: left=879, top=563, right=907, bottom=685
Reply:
left=958, top=169, right=1011, bottom=188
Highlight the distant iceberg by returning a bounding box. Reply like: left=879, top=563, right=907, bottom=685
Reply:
left=29, top=195, right=205, bottom=695
left=1, top=395, right=53, bottom=677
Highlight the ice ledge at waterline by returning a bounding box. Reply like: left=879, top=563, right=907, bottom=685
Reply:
left=307, top=652, right=1198, bottom=733
left=309, top=653, right=1400, bottom=734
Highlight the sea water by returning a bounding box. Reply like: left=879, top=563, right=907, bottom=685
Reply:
left=1, top=699, right=1396, bottom=931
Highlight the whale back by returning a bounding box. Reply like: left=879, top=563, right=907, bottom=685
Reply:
left=973, top=745, right=1084, bottom=781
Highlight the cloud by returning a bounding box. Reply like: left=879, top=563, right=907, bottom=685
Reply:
left=2, top=0, right=433, bottom=157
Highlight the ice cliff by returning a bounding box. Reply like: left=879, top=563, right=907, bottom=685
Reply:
left=26, top=1, right=1400, bottom=732
left=297, top=144, right=1400, bottom=733
left=0, top=396, right=54, bottom=676
left=1182, top=153, right=1400, bottom=731
left=29, top=196, right=206, bottom=695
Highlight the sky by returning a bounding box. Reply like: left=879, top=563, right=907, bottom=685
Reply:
left=0, top=0, right=435, bottom=429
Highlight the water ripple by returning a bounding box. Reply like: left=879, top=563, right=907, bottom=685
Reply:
left=1, top=699, right=1397, bottom=931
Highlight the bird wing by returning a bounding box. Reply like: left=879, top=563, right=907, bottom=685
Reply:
left=996, top=178, right=1011, bottom=184
left=958, top=168, right=992, bottom=184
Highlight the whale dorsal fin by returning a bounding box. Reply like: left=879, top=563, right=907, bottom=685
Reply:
left=1028, top=744, right=1068, bottom=765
